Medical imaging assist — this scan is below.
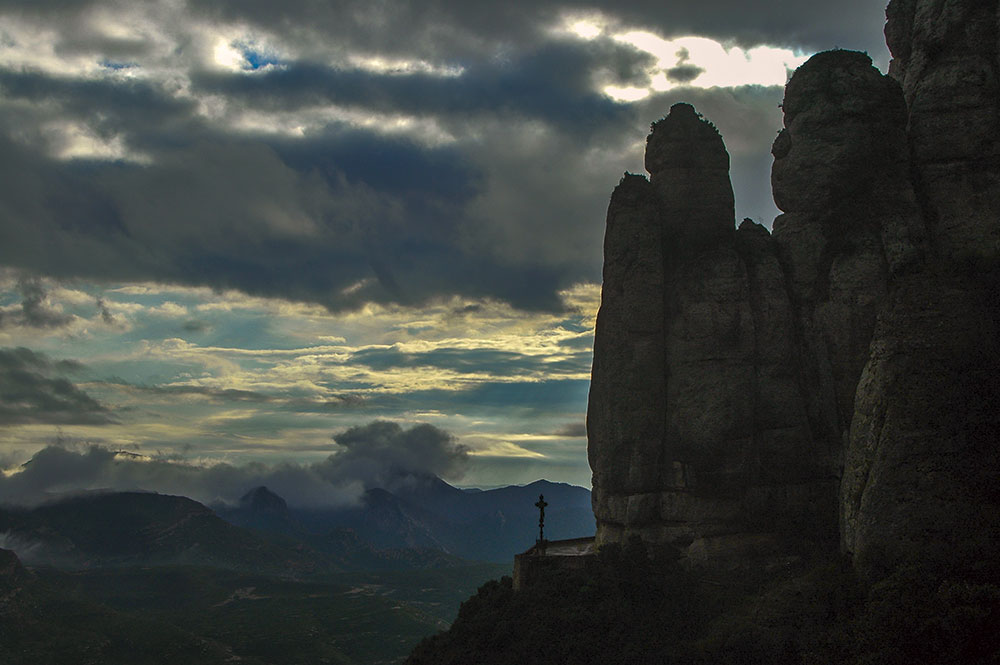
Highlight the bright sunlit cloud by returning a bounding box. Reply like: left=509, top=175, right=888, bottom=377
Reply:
left=0, top=275, right=598, bottom=486
left=568, top=18, right=606, bottom=40
left=603, top=85, right=652, bottom=103
left=555, top=14, right=809, bottom=102
left=551, top=12, right=614, bottom=41
left=42, top=121, right=151, bottom=163
left=213, top=38, right=245, bottom=70
left=468, top=439, right=547, bottom=459
left=221, top=105, right=458, bottom=146
left=615, top=32, right=808, bottom=89
left=213, top=35, right=285, bottom=73
left=347, top=54, right=465, bottom=77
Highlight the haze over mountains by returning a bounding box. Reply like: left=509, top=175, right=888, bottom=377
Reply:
left=0, top=477, right=593, bottom=570
left=0, top=471, right=591, bottom=664
left=0, top=421, right=476, bottom=509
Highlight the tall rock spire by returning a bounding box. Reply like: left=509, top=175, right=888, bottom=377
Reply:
left=588, top=0, right=1000, bottom=580
left=884, top=0, right=1000, bottom=264
left=840, top=0, right=1000, bottom=579
left=770, top=50, right=925, bottom=489
left=588, top=103, right=832, bottom=566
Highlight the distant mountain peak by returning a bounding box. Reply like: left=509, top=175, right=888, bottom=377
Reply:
left=239, top=486, right=288, bottom=515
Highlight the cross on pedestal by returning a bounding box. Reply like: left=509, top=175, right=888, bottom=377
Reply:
left=534, top=493, right=548, bottom=544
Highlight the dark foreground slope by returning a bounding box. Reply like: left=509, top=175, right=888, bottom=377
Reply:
left=408, top=542, right=1000, bottom=665
left=0, top=490, right=516, bottom=664
left=0, top=545, right=508, bottom=665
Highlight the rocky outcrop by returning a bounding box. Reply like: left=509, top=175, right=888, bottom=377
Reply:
left=772, top=50, right=922, bottom=443
left=841, top=273, right=1000, bottom=578
left=839, top=0, right=1000, bottom=579
left=587, top=173, right=664, bottom=509
left=589, top=104, right=837, bottom=564
left=768, top=50, right=929, bottom=574
left=885, top=0, right=1000, bottom=264
left=589, top=0, right=1000, bottom=578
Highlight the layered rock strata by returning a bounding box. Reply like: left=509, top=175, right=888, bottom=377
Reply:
left=589, top=0, right=1000, bottom=576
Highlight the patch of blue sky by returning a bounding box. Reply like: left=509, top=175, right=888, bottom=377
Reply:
left=238, top=43, right=282, bottom=71
left=99, top=59, right=137, bottom=71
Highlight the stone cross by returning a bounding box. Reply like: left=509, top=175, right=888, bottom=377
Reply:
left=534, top=494, right=548, bottom=543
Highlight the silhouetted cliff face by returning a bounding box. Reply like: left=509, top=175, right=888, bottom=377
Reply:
left=769, top=50, right=928, bottom=573
left=840, top=0, right=1000, bottom=579
left=590, top=0, right=1000, bottom=576
left=772, top=51, right=923, bottom=443
left=588, top=104, right=832, bottom=562
left=885, top=0, right=1000, bottom=263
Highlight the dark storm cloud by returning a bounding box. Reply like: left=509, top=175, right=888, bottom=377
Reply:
left=0, top=69, right=199, bottom=148
left=666, top=64, right=705, bottom=83
left=272, top=130, right=479, bottom=200
left=95, top=298, right=116, bottom=325
left=0, top=77, right=786, bottom=311
left=0, top=444, right=357, bottom=507
left=0, top=1, right=885, bottom=313
left=0, top=0, right=103, bottom=10
left=0, top=127, right=452, bottom=308
left=55, top=34, right=152, bottom=62
left=664, top=46, right=704, bottom=83
left=0, top=421, right=467, bottom=507
left=0, top=133, right=588, bottom=310
left=189, top=0, right=888, bottom=61
left=4, top=278, right=73, bottom=329
left=323, top=420, right=470, bottom=486
left=0, top=56, right=591, bottom=311
left=191, top=40, right=644, bottom=136
left=0, top=348, right=112, bottom=425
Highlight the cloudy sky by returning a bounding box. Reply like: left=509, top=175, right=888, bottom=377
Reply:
left=0, top=0, right=890, bottom=504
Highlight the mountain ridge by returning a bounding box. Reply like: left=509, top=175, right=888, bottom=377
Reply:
left=219, top=478, right=594, bottom=563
